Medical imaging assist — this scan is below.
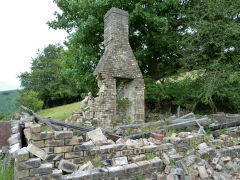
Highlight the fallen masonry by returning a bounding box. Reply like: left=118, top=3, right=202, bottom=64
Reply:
left=6, top=110, right=240, bottom=180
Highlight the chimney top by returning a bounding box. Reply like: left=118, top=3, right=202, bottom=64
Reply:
left=104, top=7, right=129, bottom=20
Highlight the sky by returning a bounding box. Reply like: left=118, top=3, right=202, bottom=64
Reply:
left=0, top=0, right=68, bottom=91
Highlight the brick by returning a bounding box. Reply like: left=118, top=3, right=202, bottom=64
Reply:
left=30, top=163, right=53, bottom=176
left=45, top=140, right=64, bottom=147
left=65, top=152, right=83, bottom=159
left=73, top=141, right=94, bottom=151
left=16, top=147, right=29, bottom=162
left=107, top=166, right=124, bottom=177
left=79, top=161, right=94, bottom=171
left=32, top=140, right=45, bottom=148
left=86, top=128, right=107, bottom=143
left=17, top=169, right=29, bottom=179
left=27, top=143, right=47, bottom=160
left=123, top=163, right=139, bottom=174
left=58, top=159, right=78, bottom=173
left=54, top=131, right=73, bottom=139
left=150, top=132, right=164, bottom=141
left=17, top=158, right=41, bottom=170
left=8, top=133, right=20, bottom=146
left=41, top=147, right=54, bottom=153
left=24, top=128, right=31, bottom=139
left=112, top=156, right=128, bottom=166
left=131, top=154, right=146, bottom=163
left=69, top=158, right=81, bottom=164
left=30, top=124, right=42, bottom=133
left=65, top=136, right=83, bottom=145
left=46, top=153, right=64, bottom=161
left=54, top=146, right=73, bottom=153
left=135, top=160, right=151, bottom=169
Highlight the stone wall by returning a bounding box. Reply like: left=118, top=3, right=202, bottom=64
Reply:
left=0, top=121, right=11, bottom=148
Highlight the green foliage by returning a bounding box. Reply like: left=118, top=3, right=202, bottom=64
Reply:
left=18, top=44, right=81, bottom=108
left=116, top=98, right=132, bottom=107
left=146, top=152, right=155, bottom=160
left=48, top=0, right=182, bottom=96
left=135, top=175, right=143, bottom=180
left=216, top=128, right=227, bottom=136
left=166, top=128, right=177, bottom=137
left=178, top=0, right=240, bottom=113
left=16, top=90, right=43, bottom=111
left=0, top=158, right=14, bottom=180
left=0, top=90, right=19, bottom=115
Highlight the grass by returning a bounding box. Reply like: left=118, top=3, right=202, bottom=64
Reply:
left=0, top=158, right=14, bottom=180
left=37, top=102, right=83, bottom=121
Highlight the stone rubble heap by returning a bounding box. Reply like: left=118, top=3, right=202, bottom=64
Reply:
left=7, top=113, right=240, bottom=180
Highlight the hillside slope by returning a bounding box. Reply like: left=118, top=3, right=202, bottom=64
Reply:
left=37, top=102, right=83, bottom=121
left=0, top=90, right=19, bottom=114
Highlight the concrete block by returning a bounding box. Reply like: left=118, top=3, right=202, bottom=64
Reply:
left=30, top=124, right=42, bottom=133
left=46, top=153, right=64, bottom=161
left=17, top=169, right=29, bottom=179
left=65, top=152, right=83, bottom=159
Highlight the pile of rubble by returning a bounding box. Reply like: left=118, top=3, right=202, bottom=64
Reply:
left=6, top=112, right=240, bottom=180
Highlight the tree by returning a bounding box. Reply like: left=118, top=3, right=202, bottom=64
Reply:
left=18, top=44, right=80, bottom=108
left=178, top=0, right=240, bottom=112
left=48, top=0, right=182, bottom=95
left=16, top=90, right=43, bottom=111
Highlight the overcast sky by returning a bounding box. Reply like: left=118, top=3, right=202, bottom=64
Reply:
left=0, top=0, right=68, bottom=91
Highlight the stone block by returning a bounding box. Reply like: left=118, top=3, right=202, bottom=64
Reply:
left=45, top=140, right=64, bottom=147
left=16, top=147, right=29, bottom=162
left=32, top=140, right=45, bottom=148
left=99, top=144, right=115, bottom=153
left=62, top=170, right=92, bottom=180
left=25, top=122, right=33, bottom=128
left=31, top=132, right=53, bottom=140
left=27, top=143, right=47, bottom=160
left=149, top=157, right=164, bottom=171
left=8, top=133, right=20, bottom=146
left=74, top=141, right=94, bottom=151
left=9, top=143, right=21, bottom=157
left=17, top=169, right=29, bottom=179
left=123, top=163, right=139, bottom=174
left=17, top=158, right=41, bottom=170
left=58, top=159, right=78, bottom=173
left=41, top=147, right=54, bottom=154
left=131, top=154, right=146, bottom=163
left=79, top=161, right=94, bottom=171
left=46, top=153, right=64, bottom=161
left=69, top=158, right=81, bottom=164
left=135, top=160, right=151, bottom=169
left=198, top=166, right=208, bottom=179
left=107, top=166, right=124, bottom=177
left=65, top=136, right=83, bottom=145
left=54, top=146, right=73, bottom=153
left=86, top=128, right=107, bottom=143
left=24, top=128, right=31, bottom=139
left=54, top=131, right=73, bottom=139
left=29, top=163, right=53, bottom=176
left=30, top=124, right=42, bottom=133
left=112, top=156, right=128, bottom=166
left=65, top=152, right=83, bottom=159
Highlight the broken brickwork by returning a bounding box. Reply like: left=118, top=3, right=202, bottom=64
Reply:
left=93, top=7, right=145, bottom=128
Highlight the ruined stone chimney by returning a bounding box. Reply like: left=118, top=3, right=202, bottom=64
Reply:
left=104, top=8, right=129, bottom=48
left=94, top=7, right=145, bottom=128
